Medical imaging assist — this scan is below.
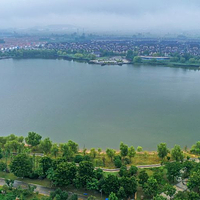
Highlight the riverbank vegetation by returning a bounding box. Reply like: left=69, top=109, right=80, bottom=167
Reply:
left=1, top=49, right=200, bottom=68
left=0, top=133, right=200, bottom=199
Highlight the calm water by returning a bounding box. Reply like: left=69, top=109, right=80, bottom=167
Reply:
left=0, top=59, right=200, bottom=150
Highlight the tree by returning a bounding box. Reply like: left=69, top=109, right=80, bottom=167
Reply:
left=10, top=154, right=32, bottom=178
left=129, top=165, right=138, bottom=176
left=189, top=58, right=196, bottom=63
left=119, top=165, right=128, bottom=177
left=51, top=144, right=59, bottom=158
left=90, top=148, right=97, bottom=159
left=173, top=191, right=200, bottom=200
left=120, top=142, right=128, bottom=159
left=144, top=177, right=159, bottom=198
left=25, top=132, right=42, bottom=147
left=0, top=147, right=3, bottom=160
left=5, top=140, right=22, bottom=153
left=157, top=143, right=168, bottom=160
left=50, top=188, right=68, bottom=200
left=39, top=156, right=53, bottom=177
left=67, top=140, right=78, bottom=154
left=40, top=138, right=52, bottom=155
left=106, top=149, right=116, bottom=162
left=133, top=56, right=142, bottom=63
left=94, top=168, right=103, bottom=180
left=5, top=179, right=14, bottom=190
left=126, top=50, right=134, bottom=60
left=139, top=170, right=149, bottom=186
left=153, top=195, right=167, bottom=200
left=137, top=146, right=143, bottom=152
left=191, top=141, right=200, bottom=155
left=119, top=176, right=137, bottom=198
left=128, top=146, right=136, bottom=162
left=117, top=187, right=126, bottom=199
left=163, top=184, right=176, bottom=199
left=180, top=57, right=186, bottom=63
left=171, top=145, right=184, bottom=162
left=165, top=162, right=182, bottom=183
left=78, top=161, right=94, bottom=187
left=114, top=158, right=122, bottom=168
left=86, top=178, right=99, bottom=191
left=102, top=175, right=119, bottom=194
left=50, top=162, right=77, bottom=187
left=187, top=170, right=200, bottom=194
left=97, top=148, right=102, bottom=155
left=60, top=143, right=73, bottom=160
left=109, top=192, right=118, bottom=200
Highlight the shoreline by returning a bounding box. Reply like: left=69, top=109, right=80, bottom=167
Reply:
left=1, top=56, right=200, bottom=69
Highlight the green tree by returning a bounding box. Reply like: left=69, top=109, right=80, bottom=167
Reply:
left=163, top=184, right=176, bottom=199
left=97, top=148, right=102, bottom=155
left=180, top=57, right=186, bottom=63
left=106, top=148, right=116, bottom=162
left=128, top=146, right=136, bottom=162
left=165, top=162, right=182, bottom=183
left=60, top=143, right=73, bottom=160
left=137, top=146, right=143, bottom=152
left=51, top=162, right=77, bottom=187
left=126, top=50, right=134, bottom=60
left=129, top=165, right=138, bottom=176
left=120, top=142, right=128, bottom=159
left=171, top=145, right=184, bottom=162
left=25, top=132, right=42, bottom=147
left=144, top=177, right=159, bottom=198
left=191, top=141, right=200, bottom=155
left=10, top=154, right=32, bottom=178
left=39, top=156, right=53, bottom=177
left=109, top=192, right=118, bottom=200
left=119, top=165, right=128, bottom=177
left=133, top=56, right=142, bottom=63
left=67, top=140, right=78, bottom=154
left=51, top=144, right=59, bottom=158
left=173, top=191, right=200, bottom=200
left=189, top=58, right=196, bottom=63
left=94, top=168, right=103, bottom=180
left=90, top=148, right=97, bottom=159
left=78, top=161, right=94, bottom=187
left=117, top=187, right=126, bottom=199
left=5, top=140, right=22, bottom=153
left=102, top=175, right=119, bottom=194
left=157, top=143, right=168, bottom=160
left=153, top=195, right=167, bottom=200
left=187, top=169, right=200, bottom=194
left=40, top=138, right=52, bottom=155
left=50, top=188, right=68, bottom=200
left=119, top=176, right=137, bottom=198
left=86, top=178, right=99, bottom=191
left=139, top=170, right=149, bottom=186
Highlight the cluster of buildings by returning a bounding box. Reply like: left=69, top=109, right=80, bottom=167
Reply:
left=44, top=39, right=200, bottom=57
left=1, top=36, right=200, bottom=59
left=0, top=37, right=45, bottom=52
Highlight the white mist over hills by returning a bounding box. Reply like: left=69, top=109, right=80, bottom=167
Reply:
left=0, top=0, right=200, bottom=34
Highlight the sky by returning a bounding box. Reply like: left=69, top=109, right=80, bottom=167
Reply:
left=1, top=0, right=200, bottom=34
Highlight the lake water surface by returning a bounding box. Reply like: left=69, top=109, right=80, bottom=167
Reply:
left=0, top=59, right=200, bottom=150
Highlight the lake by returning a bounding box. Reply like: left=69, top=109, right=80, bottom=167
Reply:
left=0, top=59, right=199, bottom=150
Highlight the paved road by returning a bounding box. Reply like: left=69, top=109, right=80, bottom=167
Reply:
left=0, top=178, right=88, bottom=198
left=100, top=164, right=161, bottom=172
left=0, top=178, right=54, bottom=196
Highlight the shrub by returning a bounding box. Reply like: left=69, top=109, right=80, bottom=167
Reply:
left=74, top=155, right=83, bottom=163
left=0, top=162, right=7, bottom=171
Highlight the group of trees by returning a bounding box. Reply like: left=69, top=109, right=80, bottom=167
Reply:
left=0, top=178, right=78, bottom=200
left=2, top=133, right=200, bottom=199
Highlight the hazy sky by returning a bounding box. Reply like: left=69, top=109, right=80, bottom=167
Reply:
left=1, top=0, right=200, bottom=33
